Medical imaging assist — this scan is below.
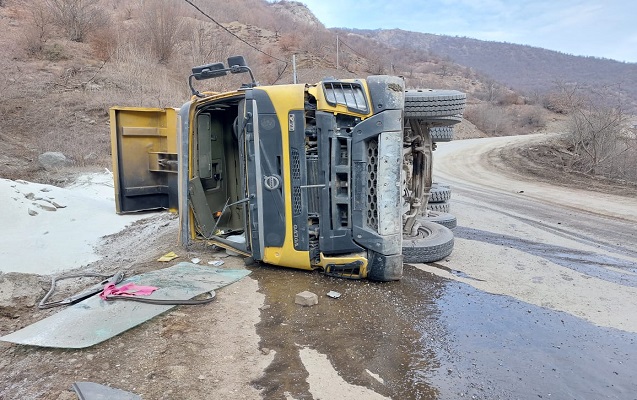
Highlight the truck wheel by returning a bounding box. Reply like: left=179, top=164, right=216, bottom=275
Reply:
left=430, top=126, right=454, bottom=142
left=402, top=221, right=454, bottom=263
left=427, top=201, right=450, bottom=213
left=418, top=211, right=457, bottom=229
left=404, top=90, right=466, bottom=118
left=429, top=185, right=451, bottom=203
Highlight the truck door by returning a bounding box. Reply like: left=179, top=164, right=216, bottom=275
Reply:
left=109, top=107, right=179, bottom=213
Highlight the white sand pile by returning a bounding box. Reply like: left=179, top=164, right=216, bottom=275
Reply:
left=0, top=172, right=152, bottom=275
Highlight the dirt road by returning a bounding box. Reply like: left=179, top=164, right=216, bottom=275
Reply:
left=2, top=134, right=636, bottom=399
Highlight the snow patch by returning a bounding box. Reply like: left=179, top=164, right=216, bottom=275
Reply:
left=0, top=173, right=154, bottom=274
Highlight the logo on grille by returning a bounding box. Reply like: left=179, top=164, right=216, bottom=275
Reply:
left=288, top=114, right=295, bottom=132
left=263, top=175, right=281, bottom=190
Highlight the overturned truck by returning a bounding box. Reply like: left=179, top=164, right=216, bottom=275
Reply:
left=110, top=56, right=465, bottom=281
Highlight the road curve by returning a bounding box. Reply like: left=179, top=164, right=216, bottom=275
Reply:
left=418, top=134, right=637, bottom=333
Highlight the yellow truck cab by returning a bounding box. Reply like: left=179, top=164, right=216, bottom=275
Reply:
left=110, top=56, right=465, bottom=281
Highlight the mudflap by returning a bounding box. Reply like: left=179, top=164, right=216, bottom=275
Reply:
left=367, top=251, right=403, bottom=281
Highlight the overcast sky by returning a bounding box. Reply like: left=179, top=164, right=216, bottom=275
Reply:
left=298, top=0, right=637, bottom=63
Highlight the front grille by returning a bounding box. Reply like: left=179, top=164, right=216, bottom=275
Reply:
left=322, top=82, right=368, bottom=114
left=291, top=149, right=301, bottom=180
left=306, top=155, right=320, bottom=215
left=366, top=139, right=379, bottom=230
left=292, top=186, right=302, bottom=215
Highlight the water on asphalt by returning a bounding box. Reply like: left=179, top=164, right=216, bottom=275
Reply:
left=252, top=263, right=637, bottom=399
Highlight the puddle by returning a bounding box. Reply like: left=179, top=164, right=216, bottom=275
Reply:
left=430, top=274, right=637, bottom=399
left=251, top=264, right=444, bottom=399
left=252, top=263, right=637, bottom=399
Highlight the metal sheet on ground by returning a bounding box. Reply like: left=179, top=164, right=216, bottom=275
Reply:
left=0, top=263, right=250, bottom=349
left=72, top=381, right=141, bottom=400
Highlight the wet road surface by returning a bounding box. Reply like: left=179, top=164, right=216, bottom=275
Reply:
left=250, top=136, right=637, bottom=399
left=251, top=264, right=637, bottom=399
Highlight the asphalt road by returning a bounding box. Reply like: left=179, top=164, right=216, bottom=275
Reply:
left=256, top=134, right=637, bottom=399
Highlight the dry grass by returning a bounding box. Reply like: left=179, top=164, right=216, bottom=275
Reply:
left=0, top=0, right=551, bottom=184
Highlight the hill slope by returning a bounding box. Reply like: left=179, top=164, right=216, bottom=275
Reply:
left=350, top=29, right=637, bottom=110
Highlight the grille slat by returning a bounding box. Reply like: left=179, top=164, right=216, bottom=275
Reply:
left=366, top=139, right=379, bottom=230
left=307, top=156, right=320, bottom=215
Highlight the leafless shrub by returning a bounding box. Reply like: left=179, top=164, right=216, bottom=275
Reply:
left=43, top=43, right=67, bottom=61
left=543, top=81, right=587, bottom=114
left=88, top=24, right=118, bottom=61
left=279, top=33, right=299, bottom=52
left=496, top=91, right=521, bottom=106
left=139, top=0, right=183, bottom=64
left=21, top=0, right=52, bottom=56
left=566, top=89, right=630, bottom=177
left=464, top=104, right=513, bottom=136
left=518, top=106, right=546, bottom=129
left=45, top=0, right=109, bottom=42
left=181, top=22, right=245, bottom=72
left=110, top=41, right=188, bottom=107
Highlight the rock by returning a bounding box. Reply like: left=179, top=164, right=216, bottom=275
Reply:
left=36, top=202, right=57, bottom=212
left=38, top=152, right=70, bottom=170
left=52, top=201, right=66, bottom=209
left=0, top=273, right=47, bottom=311
left=295, top=291, right=318, bottom=306
left=260, top=347, right=271, bottom=355
left=28, top=209, right=38, bottom=216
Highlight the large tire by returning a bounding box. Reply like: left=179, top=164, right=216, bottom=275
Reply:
left=418, top=211, right=457, bottom=229
left=402, top=221, right=454, bottom=263
left=430, top=126, right=454, bottom=142
left=427, top=201, right=450, bottom=213
left=404, top=89, right=466, bottom=118
left=429, top=184, right=451, bottom=203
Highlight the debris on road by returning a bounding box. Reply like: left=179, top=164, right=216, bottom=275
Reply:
left=295, top=291, right=318, bottom=306
left=157, top=251, right=179, bottom=262
left=71, top=381, right=141, bottom=400
left=208, top=260, right=224, bottom=267
left=0, top=263, right=251, bottom=348
left=326, top=291, right=342, bottom=299
left=39, top=271, right=125, bottom=309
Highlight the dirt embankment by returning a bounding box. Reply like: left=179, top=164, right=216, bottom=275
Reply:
left=492, top=116, right=637, bottom=198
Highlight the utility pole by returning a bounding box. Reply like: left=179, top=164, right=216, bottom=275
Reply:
left=336, top=34, right=339, bottom=70
left=292, top=54, right=298, bottom=84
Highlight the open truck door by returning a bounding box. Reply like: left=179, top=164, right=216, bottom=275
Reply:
left=110, top=107, right=179, bottom=213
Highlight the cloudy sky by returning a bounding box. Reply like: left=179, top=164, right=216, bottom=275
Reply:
left=299, top=0, right=637, bottom=63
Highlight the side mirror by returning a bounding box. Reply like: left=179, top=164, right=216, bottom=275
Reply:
left=188, top=56, right=257, bottom=97
left=227, top=56, right=248, bottom=74
left=192, top=62, right=227, bottom=80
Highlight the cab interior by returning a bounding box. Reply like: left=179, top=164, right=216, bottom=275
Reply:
left=188, top=96, right=250, bottom=251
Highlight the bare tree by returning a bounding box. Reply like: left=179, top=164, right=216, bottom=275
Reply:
left=22, top=0, right=52, bottom=56
left=140, top=0, right=183, bottom=64
left=45, top=0, right=109, bottom=42
left=567, top=87, right=629, bottom=176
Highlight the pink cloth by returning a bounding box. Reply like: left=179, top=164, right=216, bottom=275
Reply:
left=100, top=282, right=158, bottom=300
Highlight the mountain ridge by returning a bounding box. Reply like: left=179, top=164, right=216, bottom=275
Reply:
left=343, top=28, right=637, bottom=109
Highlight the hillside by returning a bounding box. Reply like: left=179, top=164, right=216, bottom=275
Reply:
left=2, top=0, right=626, bottom=185
left=350, top=28, right=637, bottom=111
